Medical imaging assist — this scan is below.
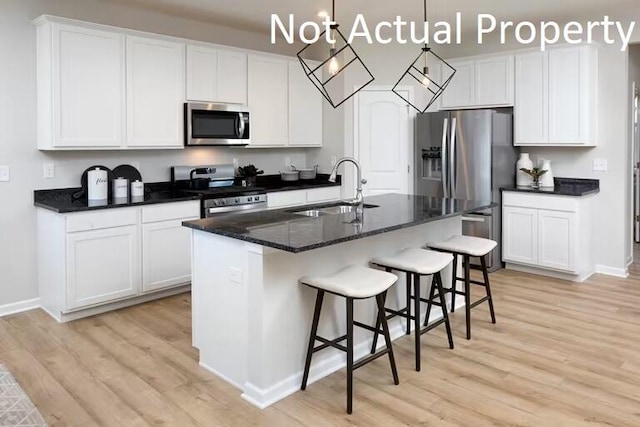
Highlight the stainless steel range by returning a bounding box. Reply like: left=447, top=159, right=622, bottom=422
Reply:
left=171, top=164, right=267, bottom=218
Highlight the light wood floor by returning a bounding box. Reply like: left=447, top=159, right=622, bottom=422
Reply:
left=3, top=256, right=640, bottom=426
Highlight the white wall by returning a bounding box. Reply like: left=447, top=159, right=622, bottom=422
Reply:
left=0, top=0, right=319, bottom=308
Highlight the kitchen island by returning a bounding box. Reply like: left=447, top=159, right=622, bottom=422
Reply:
left=182, top=193, right=492, bottom=408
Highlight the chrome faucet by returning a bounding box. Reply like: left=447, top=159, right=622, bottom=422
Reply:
left=328, top=157, right=367, bottom=213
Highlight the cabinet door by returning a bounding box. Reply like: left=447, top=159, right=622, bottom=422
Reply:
left=475, top=54, right=514, bottom=106
left=186, top=45, right=217, bottom=102
left=502, top=207, right=538, bottom=265
left=548, top=47, right=595, bottom=144
left=514, top=52, right=548, bottom=145
left=66, top=226, right=139, bottom=310
left=538, top=210, right=577, bottom=272
left=53, top=25, right=124, bottom=148
left=440, top=59, right=474, bottom=109
left=288, top=61, right=323, bottom=147
left=248, top=55, right=288, bottom=147
left=142, top=218, right=196, bottom=292
left=217, top=50, right=248, bottom=105
left=267, top=190, right=307, bottom=209
left=126, top=36, right=185, bottom=148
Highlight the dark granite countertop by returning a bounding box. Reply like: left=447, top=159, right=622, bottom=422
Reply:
left=253, top=174, right=341, bottom=193
left=182, top=193, right=494, bottom=253
left=501, top=178, right=599, bottom=197
left=34, top=182, right=200, bottom=213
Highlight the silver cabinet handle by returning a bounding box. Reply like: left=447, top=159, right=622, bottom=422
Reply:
left=441, top=117, right=449, bottom=198
left=461, top=216, right=486, bottom=223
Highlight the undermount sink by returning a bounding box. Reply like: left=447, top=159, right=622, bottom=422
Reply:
left=291, top=203, right=379, bottom=217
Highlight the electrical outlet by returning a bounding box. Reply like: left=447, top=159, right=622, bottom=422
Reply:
left=233, top=158, right=239, bottom=170
left=593, top=159, right=608, bottom=172
left=43, top=163, right=55, bottom=179
left=229, top=267, right=242, bottom=284
left=0, top=165, right=10, bottom=182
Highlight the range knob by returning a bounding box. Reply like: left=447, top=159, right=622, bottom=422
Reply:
left=220, top=200, right=226, bottom=205
left=254, top=196, right=260, bottom=201
left=235, top=198, right=240, bottom=204
left=247, top=197, right=253, bottom=202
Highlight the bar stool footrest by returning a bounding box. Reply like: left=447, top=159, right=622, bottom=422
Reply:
left=420, top=318, right=447, bottom=335
left=469, top=296, right=491, bottom=310
left=353, top=348, right=393, bottom=371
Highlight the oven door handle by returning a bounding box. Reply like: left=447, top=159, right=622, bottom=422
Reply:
left=206, top=202, right=267, bottom=216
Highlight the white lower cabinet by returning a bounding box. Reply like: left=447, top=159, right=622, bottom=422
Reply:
left=502, top=192, right=593, bottom=281
left=38, top=201, right=200, bottom=321
left=66, top=225, right=140, bottom=310
left=267, top=187, right=342, bottom=209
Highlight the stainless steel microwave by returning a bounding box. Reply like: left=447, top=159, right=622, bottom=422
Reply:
left=184, top=103, right=250, bottom=146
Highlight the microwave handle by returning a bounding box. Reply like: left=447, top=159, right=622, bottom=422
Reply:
left=237, top=113, right=245, bottom=138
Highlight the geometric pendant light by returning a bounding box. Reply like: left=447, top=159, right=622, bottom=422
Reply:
left=297, top=0, right=375, bottom=108
left=392, top=0, right=456, bottom=113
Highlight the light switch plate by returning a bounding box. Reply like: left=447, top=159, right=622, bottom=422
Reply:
left=43, top=163, right=55, bottom=179
left=593, top=159, right=608, bottom=172
left=0, top=165, right=10, bottom=182
left=229, top=267, right=242, bottom=284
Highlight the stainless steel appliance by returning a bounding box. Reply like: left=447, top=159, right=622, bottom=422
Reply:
left=184, top=103, right=250, bottom=146
left=415, top=108, right=518, bottom=271
left=171, top=164, right=267, bottom=218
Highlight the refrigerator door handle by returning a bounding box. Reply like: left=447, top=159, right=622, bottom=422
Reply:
left=441, top=117, right=449, bottom=197
left=449, top=117, right=457, bottom=197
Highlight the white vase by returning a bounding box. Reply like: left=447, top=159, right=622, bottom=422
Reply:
left=516, top=153, right=533, bottom=187
left=539, top=159, right=554, bottom=188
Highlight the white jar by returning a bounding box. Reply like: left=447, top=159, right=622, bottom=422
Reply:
left=538, top=159, right=554, bottom=188
left=112, top=177, right=128, bottom=200
left=87, top=168, right=108, bottom=201
left=131, top=180, right=144, bottom=197
left=516, top=153, right=534, bottom=187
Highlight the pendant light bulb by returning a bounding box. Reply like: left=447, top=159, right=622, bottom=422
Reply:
left=328, top=46, right=339, bottom=76
left=422, top=65, right=430, bottom=88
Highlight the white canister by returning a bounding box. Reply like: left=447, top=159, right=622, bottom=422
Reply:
left=87, top=168, right=108, bottom=201
left=538, top=159, right=554, bottom=188
left=112, top=177, right=128, bottom=200
left=516, top=153, right=534, bottom=187
left=131, top=180, right=144, bottom=198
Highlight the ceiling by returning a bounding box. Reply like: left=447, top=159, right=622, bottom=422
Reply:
left=102, top=0, right=640, bottom=35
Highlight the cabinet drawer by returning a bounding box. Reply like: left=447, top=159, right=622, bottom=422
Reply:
left=66, top=208, right=138, bottom=233
left=306, top=186, right=341, bottom=203
left=142, top=201, right=200, bottom=223
left=267, top=190, right=307, bottom=209
left=502, top=192, right=578, bottom=212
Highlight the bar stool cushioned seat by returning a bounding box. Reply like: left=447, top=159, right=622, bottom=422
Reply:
left=300, top=265, right=397, bottom=298
left=428, top=235, right=497, bottom=257
left=372, top=248, right=453, bottom=275
left=300, top=265, right=400, bottom=414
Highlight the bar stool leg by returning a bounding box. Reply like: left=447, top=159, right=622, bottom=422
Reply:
left=423, top=276, right=437, bottom=327
left=435, top=272, right=454, bottom=350
left=346, top=297, right=354, bottom=414
left=376, top=293, right=399, bottom=385
left=413, top=273, right=422, bottom=371
left=406, top=272, right=413, bottom=335
left=464, top=255, right=472, bottom=340
left=450, top=255, right=458, bottom=313
left=370, top=269, right=392, bottom=354
left=301, top=290, right=325, bottom=390
left=481, top=256, right=497, bottom=324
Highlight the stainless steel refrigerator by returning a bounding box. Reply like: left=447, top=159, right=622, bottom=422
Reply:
left=415, top=108, right=519, bottom=271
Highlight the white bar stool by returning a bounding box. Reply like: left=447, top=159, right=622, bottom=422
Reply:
left=370, top=248, right=454, bottom=372
left=299, top=265, right=400, bottom=414
left=427, top=235, right=498, bottom=340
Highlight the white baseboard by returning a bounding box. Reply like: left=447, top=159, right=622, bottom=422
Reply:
left=0, top=298, right=41, bottom=317
left=595, top=264, right=629, bottom=279
left=239, top=300, right=460, bottom=409
left=505, top=263, right=593, bottom=283
left=199, top=361, right=244, bottom=391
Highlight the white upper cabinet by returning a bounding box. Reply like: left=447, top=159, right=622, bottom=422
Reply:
left=217, top=50, right=248, bottom=105
left=186, top=46, right=247, bottom=104
left=37, top=22, right=125, bottom=149
left=126, top=36, right=185, bottom=148
left=515, top=46, right=597, bottom=146
left=248, top=55, right=289, bottom=147
left=440, top=54, right=514, bottom=110
left=514, top=52, right=547, bottom=145
left=440, top=59, right=474, bottom=109
left=288, top=61, right=323, bottom=147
